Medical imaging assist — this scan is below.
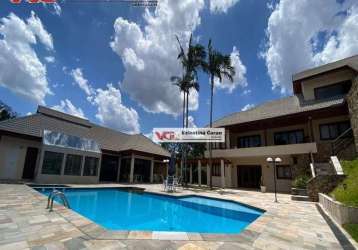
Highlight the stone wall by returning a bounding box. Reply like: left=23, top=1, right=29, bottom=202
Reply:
left=347, top=77, right=358, bottom=153
left=307, top=175, right=345, bottom=201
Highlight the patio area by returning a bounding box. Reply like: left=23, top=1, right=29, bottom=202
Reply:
left=0, top=183, right=346, bottom=249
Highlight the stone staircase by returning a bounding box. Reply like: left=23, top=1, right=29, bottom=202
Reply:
left=306, top=156, right=345, bottom=201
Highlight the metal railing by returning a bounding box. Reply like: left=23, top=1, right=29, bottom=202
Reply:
left=331, top=128, right=354, bottom=156
left=47, top=190, right=70, bottom=212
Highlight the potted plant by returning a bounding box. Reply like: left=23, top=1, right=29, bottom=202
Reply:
left=260, top=176, right=266, bottom=193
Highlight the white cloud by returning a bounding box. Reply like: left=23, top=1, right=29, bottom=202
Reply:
left=70, top=68, right=95, bottom=97
left=110, top=0, right=204, bottom=116
left=242, top=89, right=251, bottom=96
left=210, top=0, right=240, bottom=13
left=94, top=84, right=140, bottom=134
left=187, top=115, right=197, bottom=128
left=214, top=46, right=247, bottom=93
left=52, top=99, right=86, bottom=118
left=262, top=0, right=358, bottom=93
left=44, top=56, right=55, bottom=63
left=42, top=2, right=62, bottom=16
left=241, top=104, right=254, bottom=111
left=0, top=12, right=53, bottom=104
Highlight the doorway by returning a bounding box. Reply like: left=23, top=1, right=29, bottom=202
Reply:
left=22, top=147, right=38, bottom=179
left=237, top=165, right=261, bottom=189
left=99, top=154, right=119, bottom=182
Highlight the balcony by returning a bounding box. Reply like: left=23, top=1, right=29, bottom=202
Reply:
left=205, top=142, right=318, bottom=158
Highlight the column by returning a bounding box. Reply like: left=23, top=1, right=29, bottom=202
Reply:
left=198, top=160, right=202, bottom=186
left=225, top=129, right=230, bottom=149
left=150, top=159, right=154, bottom=183
left=206, top=163, right=210, bottom=186
left=129, top=154, right=135, bottom=183
left=116, top=157, right=121, bottom=182
left=221, top=159, right=225, bottom=188
left=189, top=163, right=193, bottom=184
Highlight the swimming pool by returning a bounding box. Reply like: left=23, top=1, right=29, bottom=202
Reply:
left=35, top=187, right=263, bottom=234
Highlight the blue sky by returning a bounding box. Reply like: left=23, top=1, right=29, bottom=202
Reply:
left=0, top=0, right=357, bottom=136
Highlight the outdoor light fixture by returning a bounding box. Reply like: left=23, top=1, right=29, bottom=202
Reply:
left=266, top=157, right=282, bottom=203
left=163, top=159, right=169, bottom=163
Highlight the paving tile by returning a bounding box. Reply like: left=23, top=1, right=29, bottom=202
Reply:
left=152, top=231, right=189, bottom=241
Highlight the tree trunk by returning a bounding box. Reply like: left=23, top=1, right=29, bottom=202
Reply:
left=209, top=75, right=214, bottom=189
left=182, top=91, right=186, bottom=186
left=185, top=90, right=189, bottom=187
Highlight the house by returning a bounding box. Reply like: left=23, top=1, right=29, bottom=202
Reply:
left=0, top=106, right=170, bottom=184
left=182, top=55, right=358, bottom=193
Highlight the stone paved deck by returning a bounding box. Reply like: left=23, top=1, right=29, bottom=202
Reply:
left=0, top=184, right=345, bottom=249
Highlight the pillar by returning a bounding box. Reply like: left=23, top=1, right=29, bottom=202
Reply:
left=206, top=163, right=210, bottom=186
left=129, top=154, right=135, bottom=183
left=221, top=159, right=225, bottom=188
left=150, top=159, right=154, bottom=183
left=198, top=160, right=202, bottom=186
left=189, top=163, right=193, bottom=184
left=116, top=158, right=121, bottom=182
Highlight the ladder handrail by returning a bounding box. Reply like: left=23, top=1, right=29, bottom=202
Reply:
left=47, top=190, right=70, bottom=212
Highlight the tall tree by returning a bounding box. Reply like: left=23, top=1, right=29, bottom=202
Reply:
left=174, top=34, right=206, bottom=186
left=176, top=34, right=206, bottom=125
left=0, top=101, right=17, bottom=122
left=203, top=39, right=235, bottom=188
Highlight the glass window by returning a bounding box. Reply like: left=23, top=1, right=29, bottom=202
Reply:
left=43, top=130, right=101, bottom=152
left=64, top=154, right=82, bottom=176
left=238, top=135, right=261, bottom=148
left=320, top=121, right=351, bottom=140
left=276, top=165, right=292, bottom=179
left=41, top=151, right=64, bottom=175
left=274, top=130, right=304, bottom=145
left=83, top=157, right=99, bottom=176
left=314, top=81, right=351, bottom=100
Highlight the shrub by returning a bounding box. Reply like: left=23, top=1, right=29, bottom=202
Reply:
left=292, top=175, right=310, bottom=189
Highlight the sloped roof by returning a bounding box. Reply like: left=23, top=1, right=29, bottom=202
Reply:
left=0, top=107, right=170, bottom=157
left=212, top=95, right=345, bottom=128
left=293, top=55, right=358, bottom=81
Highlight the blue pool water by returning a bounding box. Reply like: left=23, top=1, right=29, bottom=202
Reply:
left=35, top=188, right=263, bottom=233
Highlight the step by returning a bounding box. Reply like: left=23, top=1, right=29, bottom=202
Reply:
left=291, top=188, right=308, bottom=196
left=291, top=195, right=311, bottom=202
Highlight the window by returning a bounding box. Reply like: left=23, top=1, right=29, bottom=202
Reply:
left=238, top=135, right=261, bottom=148
left=212, top=164, right=223, bottom=176
left=276, top=165, right=292, bottom=179
left=41, top=151, right=64, bottom=175
left=43, top=130, right=100, bottom=152
left=83, top=157, right=99, bottom=176
left=274, top=130, right=304, bottom=145
left=314, top=81, right=351, bottom=100
left=320, top=121, right=351, bottom=140
left=64, top=154, right=82, bottom=176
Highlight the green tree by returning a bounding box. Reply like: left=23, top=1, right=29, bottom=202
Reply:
left=173, top=34, right=206, bottom=186
left=0, top=101, right=17, bottom=121
left=203, top=39, right=235, bottom=188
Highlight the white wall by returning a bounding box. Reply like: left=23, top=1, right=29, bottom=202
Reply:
left=0, top=136, right=41, bottom=180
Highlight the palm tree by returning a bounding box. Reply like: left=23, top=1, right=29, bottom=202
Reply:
left=174, top=34, right=206, bottom=186
left=203, top=39, right=235, bottom=188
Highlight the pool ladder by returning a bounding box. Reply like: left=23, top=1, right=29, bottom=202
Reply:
left=47, top=190, right=70, bottom=212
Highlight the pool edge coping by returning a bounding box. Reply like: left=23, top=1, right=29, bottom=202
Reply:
left=27, top=185, right=269, bottom=242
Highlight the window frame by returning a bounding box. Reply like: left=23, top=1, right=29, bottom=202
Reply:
left=276, top=165, right=292, bottom=180
left=237, top=135, right=261, bottom=148
left=83, top=156, right=99, bottom=176
left=212, top=164, right=224, bottom=177
left=41, top=151, right=64, bottom=175
left=314, top=80, right=351, bottom=100
left=319, top=121, right=351, bottom=141
left=64, top=154, right=83, bottom=176
left=274, top=129, right=305, bottom=145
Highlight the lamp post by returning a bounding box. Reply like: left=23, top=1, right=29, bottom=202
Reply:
left=266, top=157, right=282, bottom=203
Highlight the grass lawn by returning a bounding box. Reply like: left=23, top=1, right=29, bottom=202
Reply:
left=343, top=224, right=358, bottom=243
left=331, top=158, right=358, bottom=207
